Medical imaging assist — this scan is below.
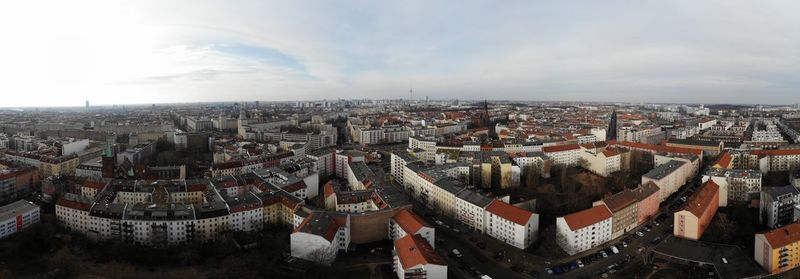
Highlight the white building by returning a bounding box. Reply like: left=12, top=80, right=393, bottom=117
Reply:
left=393, top=234, right=447, bottom=279
left=0, top=200, right=40, bottom=239
left=485, top=200, right=539, bottom=249
left=556, top=205, right=613, bottom=255
left=290, top=213, right=350, bottom=265
left=388, top=208, right=435, bottom=247
left=542, top=144, right=581, bottom=167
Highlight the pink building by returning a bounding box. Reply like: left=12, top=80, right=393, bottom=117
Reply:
left=634, top=181, right=661, bottom=225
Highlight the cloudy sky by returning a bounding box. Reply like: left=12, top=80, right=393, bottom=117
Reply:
left=1, top=0, right=799, bottom=107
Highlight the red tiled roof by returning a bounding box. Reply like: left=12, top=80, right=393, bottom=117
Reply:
left=616, top=141, right=703, bottom=156
left=682, top=180, right=719, bottom=217
left=324, top=182, right=335, bottom=198
left=394, top=234, right=446, bottom=270
left=393, top=208, right=431, bottom=234
left=486, top=200, right=534, bottom=226
left=562, top=205, right=612, bottom=231
left=713, top=151, right=732, bottom=168
left=56, top=198, right=92, bottom=211
left=752, top=149, right=800, bottom=156
left=542, top=143, right=580, bottom=153
left=82, top=180, right=107, bottom=190
left=761, top=222, right=800, bottom=248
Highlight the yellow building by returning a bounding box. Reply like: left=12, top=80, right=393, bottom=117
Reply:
left=755, top=223, right=800, bottom=274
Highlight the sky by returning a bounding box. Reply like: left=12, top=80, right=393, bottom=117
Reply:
left=1, top=0, right=799, bottom=107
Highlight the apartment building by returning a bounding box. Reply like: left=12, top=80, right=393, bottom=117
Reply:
left=485, top=199, right=539, bottom=249
left=0, top=200, right=40, bottom=239
left=641, top=160, right=691, bottom=202
left=579, top=142, right=623, bottom=177
left=674, top=180, right=719, bottom=240
left=755, top=222, right=800, bottom=274
left=388, top=208, right=435, bottom=247
left=760, top=185, right=800, bottom=229
left=593, top=190, right=637, bottom=239
left=542, top=143, right=581, bottom=167
left=703, top=168, right=761, bottom=206
left=290, top=213, right=350, bottom=265
left=393, top=234, right=447, bottom=279
left=556, top=205, right=613, bottom=255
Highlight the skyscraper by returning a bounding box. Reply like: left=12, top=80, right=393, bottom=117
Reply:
left=85, top=100, right=89, bottom=112
left=607, top=110, right=618, bottom=141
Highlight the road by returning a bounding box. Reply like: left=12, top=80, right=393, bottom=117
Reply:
left=369, top=145, right=708, bottom=278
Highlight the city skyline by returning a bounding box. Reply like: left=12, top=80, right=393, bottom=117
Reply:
left=2, top=1, right=799, bottom=107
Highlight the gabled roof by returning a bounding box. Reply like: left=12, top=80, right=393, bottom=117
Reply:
left=486, top=200, right=534, bottom=226
left=393, top=208, right=431, bottom=235
left=394, top=234, right=446, bottom=270
left=681, top=180, right=719, bottom=217
left=561, top=205, right=612, bottom=231
left=542, top=143, right=580, bottom=153
left=760, top=222, right=800, bottom=248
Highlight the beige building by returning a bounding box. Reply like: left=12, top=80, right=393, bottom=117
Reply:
left=593, top=190, right=638, bottom=239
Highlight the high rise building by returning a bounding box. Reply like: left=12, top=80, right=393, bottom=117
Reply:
left=606, top=110, right=618, bottom=141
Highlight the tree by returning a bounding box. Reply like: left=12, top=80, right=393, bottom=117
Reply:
left=307, top=247, right=336, bottom=266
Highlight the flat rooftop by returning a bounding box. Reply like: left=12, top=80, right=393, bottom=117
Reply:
left=652, top=235, right=764, bottom=279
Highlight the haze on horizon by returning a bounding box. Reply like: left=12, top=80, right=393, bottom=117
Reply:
left=1, top=0, right=799, bottom=107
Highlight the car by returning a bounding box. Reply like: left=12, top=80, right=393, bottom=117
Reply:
left=452, top=249, right=462, bottom=258
left=651, top=237, right=662, bottom=244
left=552, top=266, right=564, bottom=274
left=453, top=228, right=461, bottom=233
left=545, top=268, right=553, bottom=274
left=477, top=242, right=487, bottom=249
left=644, top=226, right=652, bottom=232
left=622, top=241, right=628, bottom=248
left=435, top=220, right=444, bottom=226
left=610, top=246, right=620, bottom=254
left=636, top=231, right=644, bottom=237
left=568, top=262, right=578, bottom=270
left=722, top=258, right=728, bottom=264
left=601, top=251, right=608, bottom=258
left=577, top=260, right=585, bottom=268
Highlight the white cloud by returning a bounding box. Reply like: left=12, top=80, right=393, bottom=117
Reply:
left=1, top=0, right=799, bottom=107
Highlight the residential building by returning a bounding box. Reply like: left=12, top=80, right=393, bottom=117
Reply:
left=485, top=199, right=539, bottom=249
left=556, top=205, right=613, bottom=255
left=754, top=223, right=800, bottom=274
left=393, top=234, right=447, bottom=279
left=0, top=200, right=40, bottom=239
left=761, top=185, right=800, bottom=229
left=593, top=190, right=637, bottom=239
left=674, top=180, right=720, bottom=240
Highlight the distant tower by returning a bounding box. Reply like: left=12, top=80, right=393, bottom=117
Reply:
left=101, top=134, right=116, bottom=178
left=607, top=110, right=618, bottom=141
left=410, top=88, right=413, bottom=100
left=237, top=103, right=248, bottom=138
left=85, top=100, right=90, bottom=112
left=480, top=99, right=490, bottom=127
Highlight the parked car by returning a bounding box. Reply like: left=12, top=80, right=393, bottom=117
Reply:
left=577, top=260, right=585, bottom=268
left=452, top=249, right=462, bottom=258
left=636, top=231, right=645, bottom=237
left=610, top=246, right=620, bottom=254
left=601, top=251, right=608, bottom=258
left=651, top=237, right=662, bottom=244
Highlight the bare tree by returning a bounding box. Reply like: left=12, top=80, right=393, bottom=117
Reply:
left=307, top=247, right=336, bottom=266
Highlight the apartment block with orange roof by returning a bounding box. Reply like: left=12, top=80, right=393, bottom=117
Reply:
left=674, top=180, right=719, bottom=240
left=485, top=199, right=539, bottom=249
left=393, top=234, right=447, bottom=279
left=755, top=222, right=800, bottom=274
left=388, top=208, right=435, bottom=248
left=556, top=205, right=613, bottom=255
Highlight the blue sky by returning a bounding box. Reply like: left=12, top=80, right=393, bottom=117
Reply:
left=1, top=0, right=799, bottom=107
